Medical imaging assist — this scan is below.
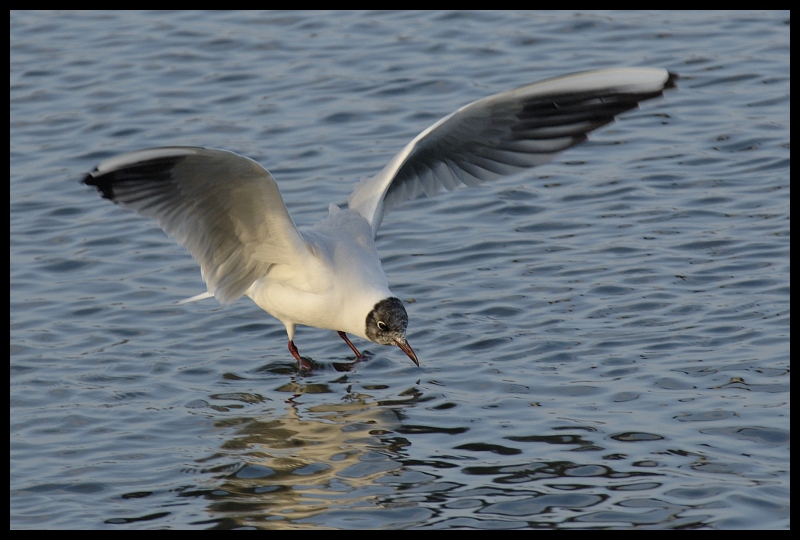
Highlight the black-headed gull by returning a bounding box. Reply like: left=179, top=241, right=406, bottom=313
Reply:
left=83, top=67, right=676, bottom=371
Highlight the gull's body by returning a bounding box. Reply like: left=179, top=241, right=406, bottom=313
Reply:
left=83, top=67, right=676, bottom=370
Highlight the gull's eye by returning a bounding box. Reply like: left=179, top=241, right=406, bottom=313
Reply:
left=377, top=321, right=389, bottom=331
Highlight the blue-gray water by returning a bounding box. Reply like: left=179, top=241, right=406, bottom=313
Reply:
left=10, top=11, right=789, bottom=529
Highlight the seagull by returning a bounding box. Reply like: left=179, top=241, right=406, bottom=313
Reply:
left=83, top=67, right=676, bottom=371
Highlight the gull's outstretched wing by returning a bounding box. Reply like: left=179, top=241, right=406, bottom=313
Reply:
left=83, top=147, right=313, bottom=303
left=348, top=67, right=677, bottom=236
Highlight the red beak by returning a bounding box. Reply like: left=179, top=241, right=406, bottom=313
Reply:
left=395, top=338, right=419, bottom=366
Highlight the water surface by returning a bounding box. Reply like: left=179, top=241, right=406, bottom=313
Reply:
left=10, top=10, right=789, bottom=529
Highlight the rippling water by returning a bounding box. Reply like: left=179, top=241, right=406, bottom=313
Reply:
left=11, top=10, right=789, bottom=529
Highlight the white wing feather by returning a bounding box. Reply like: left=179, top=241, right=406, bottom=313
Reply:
left=84, top=147, right=313, bottom=303
left=348, top=67, right=676, bottom=236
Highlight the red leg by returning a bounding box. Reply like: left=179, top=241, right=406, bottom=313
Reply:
left=288, top=340, right=312, bottom=371
left=338, top=331, right=364, bottom=359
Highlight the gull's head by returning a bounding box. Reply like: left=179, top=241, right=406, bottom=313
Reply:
left=365, top=297, right=418, bottom=366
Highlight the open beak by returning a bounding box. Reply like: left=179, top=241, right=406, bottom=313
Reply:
left=395, top=338, right=419, bottom=367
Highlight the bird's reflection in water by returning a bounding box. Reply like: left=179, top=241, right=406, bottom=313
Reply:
left=197, top=377, right=419, bottom=527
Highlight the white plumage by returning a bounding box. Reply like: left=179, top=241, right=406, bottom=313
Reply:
left=84, top=67, right=676, bottom=371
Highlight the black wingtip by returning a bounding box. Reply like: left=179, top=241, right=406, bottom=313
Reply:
left=82, top=169, right=116, bottom=201
left=665, top=72, right=679, bottom=90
